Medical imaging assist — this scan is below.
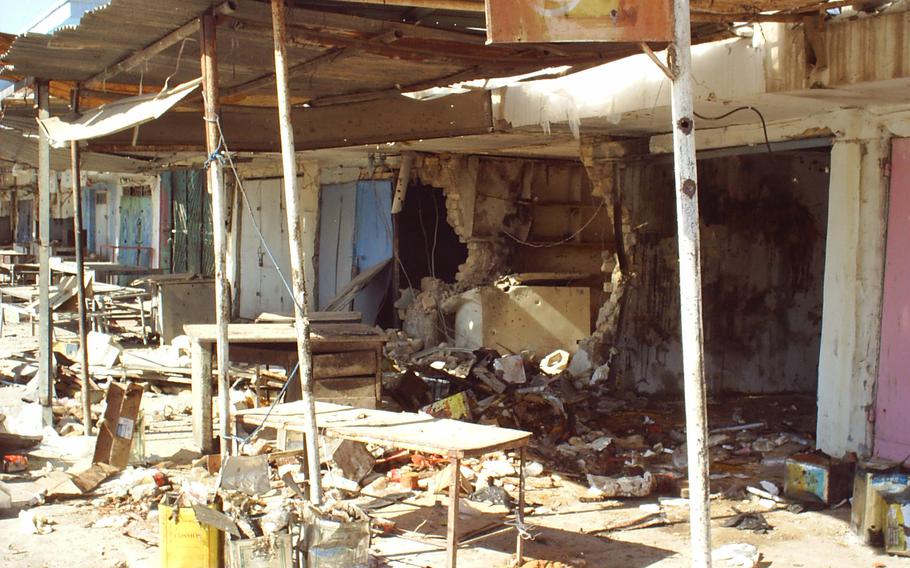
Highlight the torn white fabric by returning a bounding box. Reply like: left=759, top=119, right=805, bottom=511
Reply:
left=37, top=77, right=202, bottom=148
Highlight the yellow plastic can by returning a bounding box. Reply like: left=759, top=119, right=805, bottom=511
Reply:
left=159, top=503, right=222, bottom=568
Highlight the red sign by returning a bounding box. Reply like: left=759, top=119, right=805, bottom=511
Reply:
left=485, top=0, right=674, bottom=43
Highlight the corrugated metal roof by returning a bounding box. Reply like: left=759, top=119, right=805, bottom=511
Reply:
left=2, top=1, right=215, bottom=81
left=1, top=0, right=727, bottom=106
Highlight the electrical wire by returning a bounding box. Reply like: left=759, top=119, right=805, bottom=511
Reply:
left=502, top=198, right=605, bottom=248
left=233, top=362, right=299, bottom=446
left=693, top=106, right=773, bottom=154
left=430, top=189, right=439, bottom=279
left=206, top=113, right=302, bottom=312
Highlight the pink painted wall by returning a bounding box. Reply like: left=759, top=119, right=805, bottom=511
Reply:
left=875, top=138, right=910, bottom=460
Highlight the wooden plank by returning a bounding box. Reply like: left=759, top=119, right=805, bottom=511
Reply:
left=88, top=91, right=494, bottom=153
left=315, top=395, right=376, bottom=409
left=313, top=351, right=375, bottom=379
left=447, top=457, right=460, bottom=568
left=254, top=311, right=362, bottom=323
left=314, top=376, right=376, bottom=397
left=191, top=339, right=214, bottom=454
left=183, top=322, right=385, bottom=343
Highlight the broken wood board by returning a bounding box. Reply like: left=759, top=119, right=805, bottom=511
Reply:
left=40, top=462, right=119, bottom=499
left=255, top=311, right=363, bottom=323
left=0, top=431, right=42, bottom=453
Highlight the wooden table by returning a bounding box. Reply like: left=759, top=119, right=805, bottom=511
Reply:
left=183, top=322, right=386, bottom=454
left=236, top=401, right=532, bottom=568
left=0, top=250, right=33, bottom=279
left=50, top=258, right=154, bottom=284
left=0, top=281, right=148, bottom=336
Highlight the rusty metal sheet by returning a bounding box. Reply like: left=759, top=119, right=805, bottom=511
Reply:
left=485, top=0, right=674, bottom=43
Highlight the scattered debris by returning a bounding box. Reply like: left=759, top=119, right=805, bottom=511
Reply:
left=712, top=543, right=760, bottom=568
left=723, top=512, right=773, bottom=533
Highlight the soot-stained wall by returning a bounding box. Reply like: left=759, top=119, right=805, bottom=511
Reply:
left=617, top=150, right=830, bottom=395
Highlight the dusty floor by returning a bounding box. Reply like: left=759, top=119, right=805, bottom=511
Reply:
left=2, top=409, right=907, bottom=568
left=2, top=475, right=908, bottom=567
left=1, top=323, right=909, bottom=567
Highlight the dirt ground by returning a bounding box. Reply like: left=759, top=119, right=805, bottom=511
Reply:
left=1, top=322, right=910, bottom=567
left=2, top=408, right=908, bottom=568
left=2, top=476, right=909, bottom=567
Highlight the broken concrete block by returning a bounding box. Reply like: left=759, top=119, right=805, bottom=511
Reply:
left=220, top=455, right=271, bottom=496
left=0, top=481, right=11, bottom=509
left=323, top=471, right=360, bottom=493
left=432, top=464, right=473, bottom=495
left=567, top=349, right=593, bottom=377
left=494, top=355, right=527, bottom=384
left=327, top=439, right=375, bottom=483
left=586, top=472, right=655, bottom=498
left=473, top=367, right=507, bottom=393
left=712, top=543, right=760, bottom=568
left=83, top=331, right=122, bottom=368
left=452, top=286, right=591, bottom=355
left=540, top=349, right=570, bottom=375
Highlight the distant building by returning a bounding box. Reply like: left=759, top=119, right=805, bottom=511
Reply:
left=19, top=0, right=106, bottom=35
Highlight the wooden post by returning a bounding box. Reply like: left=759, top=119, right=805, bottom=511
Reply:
left=70, top=87, right=92, bottom=436
left=36, top=80, right=54, bottom=427
left=447, top=458, right=461, bottom=568
left=191, top=339, right=214, bottom=453
left=516, top=447, right=526, bottom=563
left=271, top=0, right=322, bottom=504
left=670, top=0, right=712, bottom=565
left=199, top=13, right=232, bottom=458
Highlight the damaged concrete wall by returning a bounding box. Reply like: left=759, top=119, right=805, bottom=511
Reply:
left=615, top=150, right=830, bottom=395
left=397, top=154, right=608, bottom=353
left=415, top=154, right=607, bottom=288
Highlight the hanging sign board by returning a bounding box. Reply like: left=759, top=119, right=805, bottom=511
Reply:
left=485, top=0, right=673, bottom=43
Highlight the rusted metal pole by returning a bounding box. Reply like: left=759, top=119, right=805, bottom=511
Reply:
left=670, top=0, right=712, bottom=565
left=36, top=80, right=54, bottom=427
left=200, top=13, right=232, bottom=458
left=271, top=0, right=322, bottom=504
left=70, top=87, right=92, bottom=435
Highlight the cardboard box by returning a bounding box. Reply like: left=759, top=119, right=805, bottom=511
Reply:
left=93, top=382, right=144, bottom=469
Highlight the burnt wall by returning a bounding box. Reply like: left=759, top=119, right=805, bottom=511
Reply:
left=416, top=155, right=610, bottom=289
left=616, top=150, right=830, bottom=395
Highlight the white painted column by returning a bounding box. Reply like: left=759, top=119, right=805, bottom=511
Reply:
left=816, top=133, right=888, bottom=457
left=298, top=161, right=320, bottom=310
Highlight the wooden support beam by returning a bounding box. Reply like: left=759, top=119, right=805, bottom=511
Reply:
left=670, top=0, right=712, bottom=565
left=220, top=47, right=350, bottom=98
left=270, top=0, right=322, bottom=506
left=70, top=87, right=92, bottom=437
left=229, top=17, right=608, bottom=68
left=36, top=80, right=54, bottom=427
left=232, top=3, right=486, bottom=45
left=87, top=90, right=495, bottom=152
left=85, top=1, right=236, bottom=88
left=320, top=0, right=484, bottom=12
left=200, top=12, right=233, bottom=458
